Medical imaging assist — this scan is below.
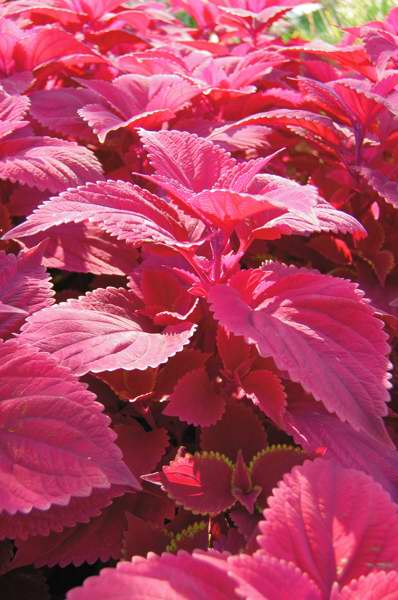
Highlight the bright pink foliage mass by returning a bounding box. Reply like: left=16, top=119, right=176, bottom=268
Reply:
left=1, top=0, right=398, bottom=597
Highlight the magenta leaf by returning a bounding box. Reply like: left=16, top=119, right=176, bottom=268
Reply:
left=0, top=338, right=138, bottom=522
left=259, top=459, right=398, bottom=596
left=153, top=450, right=234, bottom=515
left=20, top=222, right=139, bottom=276
left=122, top=513, right=170, bottom=559
left=284, top=390, right=398, bottom=502
left=0, top=243, right=54, bottom=339
left=79, top=75, right=199, bottom=143
left=164, top=367, right=226, bottom=427
left=356, top=167, right=398, bottom=210
left=190, top=189, right=286, bottom=229
left=208, top=263, right=392, bottom=444
left=139, top=128, right=235, bottom=195
left=0, top=487, right=126, bottom=541
left=30, top=88, right=98, bottom=140
left=0, top=86, right=30, bottom=139
left=219, top=109, right=344, bottom=149
left=15, top=26, right=104, bottom=70
left=4, top=180, right=207, bottom=250
left=334, top=571, right=398, bottom=599
left=140, top=267, right=199, bottom=325
left=230, top=553, right=322, bottom=600
left=20, top=287, right=196, bottom=375
left=0, top=136, right=103, bottom=192
left=67, top=550, right=236, bottom=600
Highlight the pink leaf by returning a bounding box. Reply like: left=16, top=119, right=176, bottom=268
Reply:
left=284, top=389, right=398, bottom=502
left=357, top=167, right=398, bottom=210
left=21, top=222, right=139, bottom=276
left=0, top=338, right=138, bottom=519
left=4, top=180, right=207, bottom=250
left=0, top=244, right=54, bottom=339
left=208, top=263, right=392, bottom=444
left=259, top=459, right=398, bottom=596
left=155, top=450, right=234, bottom=515
left=30, top=88, right=98, bottom=140
left=20, top=287, right=196, bottom=375
left=335, top=571, right=398, bottom=600
left=79, top=75, right=199, bottom=143
left=164, top=367, right=226, bottom=427
left=0, top=136, right=103, bottom=192
left=67, top=550, right=236, bottom=600
left=230, top=553, right=322, bottom=600
left=139, top=128, right=235, bottom=194
left=190, top=189, right=285, bottom=229
left=16, top=26, right=103, bottom=70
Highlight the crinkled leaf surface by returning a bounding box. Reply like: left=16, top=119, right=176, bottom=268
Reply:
left=259, top=459, right=398, bottom=595
left=0, top=244, right=54, bottom=339
left=209, top=263, right=392, bottom=444
left=0, top=136, right=103, bottom=192
left=20, top=287, right=196, bottom=375
left=0, top=338, right=138, bottom=519
left=4, top=180, right=207, bottom=250
left=67, top=550, right=236, bottom=600
left=230, top=553, right=321, bottom=600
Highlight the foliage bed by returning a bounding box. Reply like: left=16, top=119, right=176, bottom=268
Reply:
left=1, top=0, right=398, bottom=597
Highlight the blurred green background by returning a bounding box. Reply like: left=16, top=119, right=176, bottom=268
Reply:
left=284, top=0, right=396, bottom=42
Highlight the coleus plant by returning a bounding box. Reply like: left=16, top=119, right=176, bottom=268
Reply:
left=68, top=459, right=398, bottom=599
left=2, top=126, right=397, bottom=594
left=1, top=0, right=398, bottom=597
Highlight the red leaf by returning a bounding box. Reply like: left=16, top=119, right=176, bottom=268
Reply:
left=157, top=451, right=234, bottom=515
left=242, top=370, right=287, bottom=427
left=200, top=400, right=268, bottom=463
left=115, top=421, right=169, bottom=477
left=11, top=495, right=134, bottom=568
left=164, top=367, right=226, bottom=427
left=249, top=445, right=307, bottom=509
